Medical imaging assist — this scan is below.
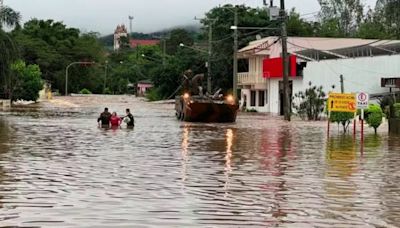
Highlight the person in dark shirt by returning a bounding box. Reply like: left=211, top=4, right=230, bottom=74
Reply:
left=98, top=107, right=111, bottom=128
left=123, top=108, right=135, bottom=128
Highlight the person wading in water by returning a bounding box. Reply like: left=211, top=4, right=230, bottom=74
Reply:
left=98, top=107, right=111, bottom=128
left=123, top=108, right=135, bottom=128
left=110, top=112, right=122, bottom=128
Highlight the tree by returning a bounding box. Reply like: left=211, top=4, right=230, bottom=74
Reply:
left=287, top=9, right=316, bottom=37
left=365, top=104, right=384, bottom=134
left=0, top=5, right=21, bottom=29
left=357, top=8, right=388, bottom=39
left=0, top=5, right=20, bottom=99
left=165, top=28, right=194, bottom=55
left=293, top=82, right=326, bottom=120
left=330, top=111, right=354, bottom=133
left=12, top=19, right=105, bottom=94
left=10, top=60, right=43, bottom=102
left=375, top=0, right=400, bottom=39
left=318, top=0, right=364, bottom=36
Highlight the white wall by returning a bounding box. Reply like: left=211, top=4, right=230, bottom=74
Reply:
left=241, top=89, right=270, bottom=113
left=294, top=55, right=400, bottom=96
left=241, top=54, right=400, bottom=114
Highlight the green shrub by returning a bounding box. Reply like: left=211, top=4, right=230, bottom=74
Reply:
left=79, top=88, right=92, bottom=94
left=365, top=104, right=383, bottom=134
left=330, top=111, right=354, bottom=133
left=103, top=88, right=112, bottom=95
left=326, top=101, right=354, bottom=133
left=246, top=108, right=258, bottom=112
left=146, top=88, right=163, bottom=101
left=10, top=60, right=44, bottom=102
left=393, top=103, right=400, bottom=118
left=293, top=82, right=326, bottom=120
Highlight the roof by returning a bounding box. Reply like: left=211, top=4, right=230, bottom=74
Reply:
left=130, top=39, right=160, bottom=48
left=137, top=80, right=153, bottom=84
left=238, top=36, right=400, bottom=61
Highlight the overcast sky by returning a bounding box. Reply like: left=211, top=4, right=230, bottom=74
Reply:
left=5, top=0, right=376, bottom=35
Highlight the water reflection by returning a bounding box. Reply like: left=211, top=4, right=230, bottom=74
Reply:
left=326, top=135, right=357, bottom=179
left=0, top=118, right=11, bottom=154
left=224, top=129, right=233, bottom=198
left=181, top=124, right=190, bottom=183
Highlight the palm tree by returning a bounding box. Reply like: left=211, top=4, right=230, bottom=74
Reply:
left=0, top=5, right=20, bottom=99
left=0, top=5, right=21, bottom=29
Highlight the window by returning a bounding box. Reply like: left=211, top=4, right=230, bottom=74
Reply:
left=250, top=90, right=256, bottom=107
left=258, top=90, right=265, bottom=107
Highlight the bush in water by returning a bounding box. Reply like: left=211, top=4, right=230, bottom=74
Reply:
left=146, top=88, right=163, bottom=101
left=365, top=104, right=384, bottom=134
left=330, top=111, right=354, bottom=133
left=79, top=88, right=92, bottom=94
left=293, top=82, right=326, bottom=120
left=103, top=88, right=112, bottom=95
left=10, top=60, right=43, bottom=102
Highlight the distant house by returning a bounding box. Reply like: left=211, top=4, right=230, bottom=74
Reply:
left=113, top=25, right=160, bottom=50
left=237, top=36, right=400, bottom=114
left=137, top=80, right=154, bottom=96
left=130, top=39, right=160, bottom=48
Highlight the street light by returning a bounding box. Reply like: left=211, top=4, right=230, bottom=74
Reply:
left=179, top=43, right=208, bottom=54
left=65, top=61, right=95, bottom=96
left=141, top=54, right=163, bottom=63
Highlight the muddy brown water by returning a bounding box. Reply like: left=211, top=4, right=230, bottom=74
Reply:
left=0, top=96, right=399, bottom=227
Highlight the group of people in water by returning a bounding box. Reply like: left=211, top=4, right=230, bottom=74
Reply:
left=98, top=108, right=135, bottom=129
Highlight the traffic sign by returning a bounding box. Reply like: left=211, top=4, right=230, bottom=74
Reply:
left=328, top=93, right=357, bottom=113
left=357, top=92, right=369, bottom=109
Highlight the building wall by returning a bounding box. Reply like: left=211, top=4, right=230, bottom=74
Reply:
left=240, top=55, right=400, bottom=114
left=295, top=55, right=400, bottom=96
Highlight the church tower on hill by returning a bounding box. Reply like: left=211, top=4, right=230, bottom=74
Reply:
left=113, top=24, right=128, bottom=51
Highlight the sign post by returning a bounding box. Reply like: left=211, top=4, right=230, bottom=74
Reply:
left=327, top=93, right=357, bottom=136
left=357, top=92, right=369, bottom=144
left=328, top=93, right=357, bottom=113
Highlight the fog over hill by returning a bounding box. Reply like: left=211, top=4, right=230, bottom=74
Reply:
left=99, top=24, right=201, bottom=47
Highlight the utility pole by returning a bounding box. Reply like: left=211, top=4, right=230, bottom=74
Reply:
left=233, top=7, right=239, bottom=101
left=207, top=21, right=213, bottom=94
left=340, top=74, right=344, bottom=93
left=163, top=39, right=166, bottom=66
left=104, top=61, right=108, bottom=93
left=280, top=0, right=290, bottom=121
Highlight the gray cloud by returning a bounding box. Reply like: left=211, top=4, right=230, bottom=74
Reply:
left=6, top=0, right=376, bottom=35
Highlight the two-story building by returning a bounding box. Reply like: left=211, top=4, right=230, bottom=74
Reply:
left=237, top=36, right=400, bottom=115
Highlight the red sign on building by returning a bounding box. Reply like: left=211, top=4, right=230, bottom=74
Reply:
left=263, top=55, right=297, bottom=78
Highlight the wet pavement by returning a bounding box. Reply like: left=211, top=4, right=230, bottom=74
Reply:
left=0, top=95, right=399, bottom=227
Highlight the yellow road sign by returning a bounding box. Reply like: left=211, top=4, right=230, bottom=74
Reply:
left=328, top=93, right=356, bottom=113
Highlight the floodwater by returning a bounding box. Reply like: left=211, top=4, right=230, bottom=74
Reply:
left=0, top=95, right=399, bottom=228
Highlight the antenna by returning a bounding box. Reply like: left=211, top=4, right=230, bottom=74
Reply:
left=128, top=15, right=134, bottom=35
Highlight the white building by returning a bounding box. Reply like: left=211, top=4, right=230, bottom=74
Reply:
left=114, top=24, right=128, bottom=51
left=238, top=37, right=400, bottom=115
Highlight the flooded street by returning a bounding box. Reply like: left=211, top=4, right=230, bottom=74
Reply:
left=0, top=95, right=399, bottom=227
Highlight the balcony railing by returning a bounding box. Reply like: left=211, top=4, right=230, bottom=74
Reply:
left=238, top=72, right=267, bottom=85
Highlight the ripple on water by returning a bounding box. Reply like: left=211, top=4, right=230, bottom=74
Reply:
left=0, top=96, right=399, bottom=227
